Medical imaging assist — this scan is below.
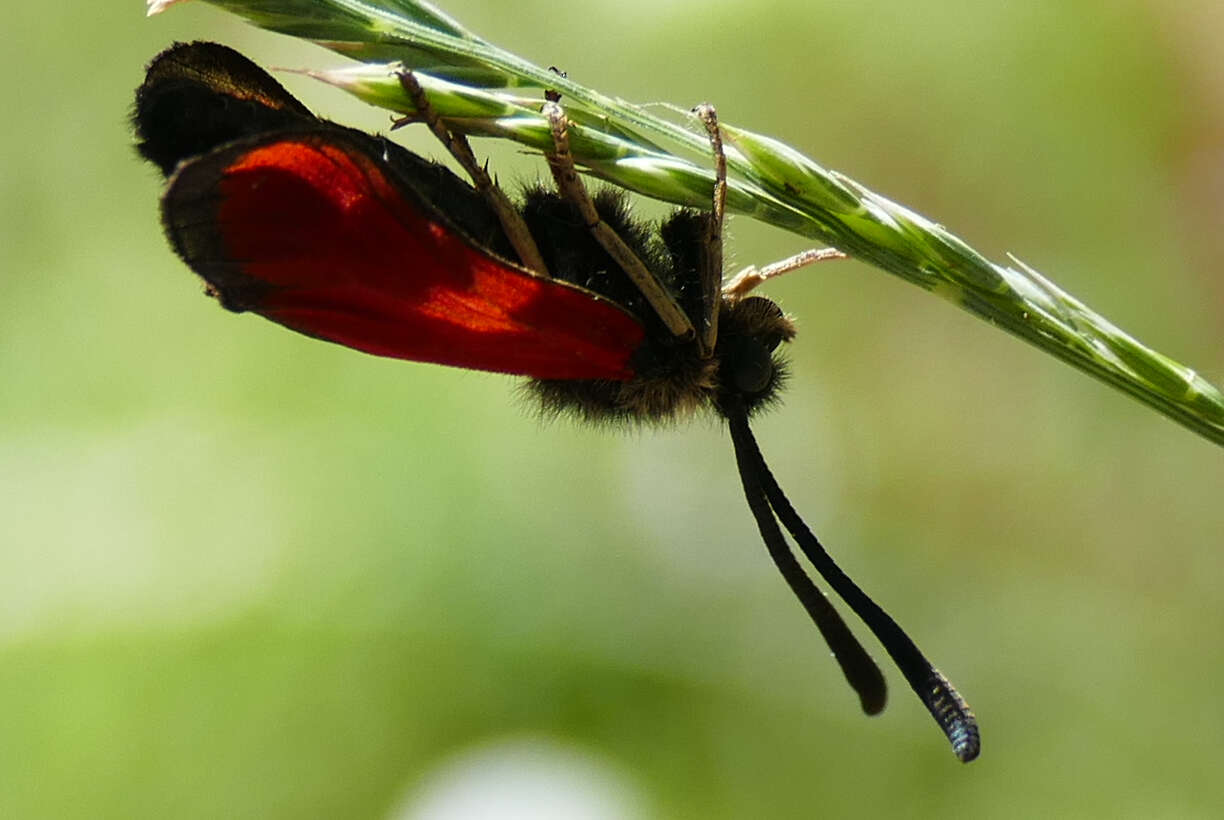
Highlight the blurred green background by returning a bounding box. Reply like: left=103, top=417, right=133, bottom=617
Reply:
left=3, top=1, right=1223, bottom=817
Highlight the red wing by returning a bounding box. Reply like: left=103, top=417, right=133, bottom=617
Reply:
left=161, top=130, right=646, bottom=380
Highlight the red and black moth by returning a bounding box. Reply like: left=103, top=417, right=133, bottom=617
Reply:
left=134, top=41, right=980, bottom=762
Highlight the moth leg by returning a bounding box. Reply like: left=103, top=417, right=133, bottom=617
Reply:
left=691, top=104, right=725, bottom=356
left=723, top=247, right=848, bottom=301
left=395, top=70, right=549, bottom=277
left=542, top=100, right=697, bottom=344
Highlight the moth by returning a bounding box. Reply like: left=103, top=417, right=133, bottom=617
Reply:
left=134, top=41, right=979, bottom=762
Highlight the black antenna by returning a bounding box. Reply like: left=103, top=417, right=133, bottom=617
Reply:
left=725, top=397, right=980, bottom=762
left=726, top=403, right=887, bottom=715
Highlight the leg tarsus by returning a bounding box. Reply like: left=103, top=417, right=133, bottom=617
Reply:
left=723, top=247, right=847, bottom=301
left=692, top=103, right=725, bottom=356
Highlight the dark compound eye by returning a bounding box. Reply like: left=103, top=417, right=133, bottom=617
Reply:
left=724, top=336, right=774, bottom=396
